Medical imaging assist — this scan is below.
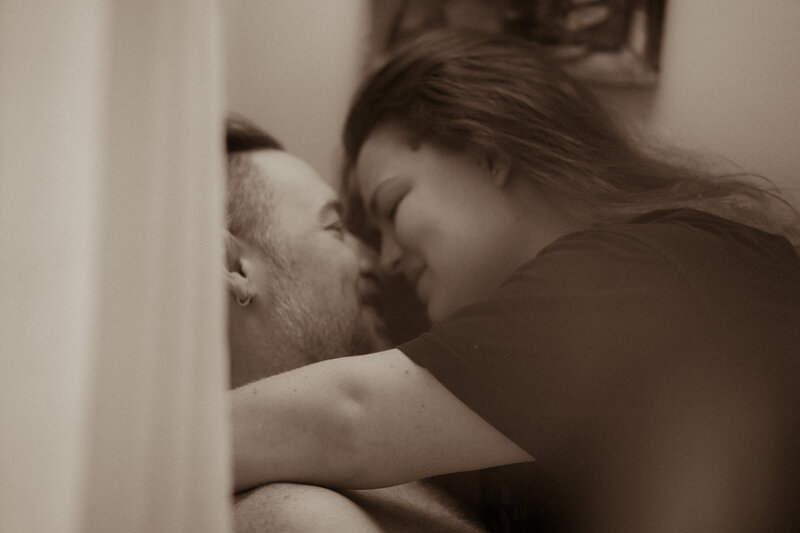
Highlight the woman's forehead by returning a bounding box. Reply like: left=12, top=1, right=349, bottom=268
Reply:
left=353, top=127, right=408, bottom=189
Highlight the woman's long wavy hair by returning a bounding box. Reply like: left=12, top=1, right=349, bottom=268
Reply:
left=342, top=28, right=799, bottom=248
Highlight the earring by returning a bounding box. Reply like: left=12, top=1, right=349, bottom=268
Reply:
left=237, top=294, right=252, bottom=307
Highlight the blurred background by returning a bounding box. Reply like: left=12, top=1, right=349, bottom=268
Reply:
left=223, top=0, right=800, bottom=205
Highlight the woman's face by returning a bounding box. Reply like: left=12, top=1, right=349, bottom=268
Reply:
left=355, top=124, right=561, bottom=322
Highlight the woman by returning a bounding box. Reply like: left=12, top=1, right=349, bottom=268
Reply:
left=233, top=29, right=800, bottom=532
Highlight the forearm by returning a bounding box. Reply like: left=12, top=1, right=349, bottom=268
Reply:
left=231, top=349, right=533, bottom=493
left=232, top=358, right=363, bottom=493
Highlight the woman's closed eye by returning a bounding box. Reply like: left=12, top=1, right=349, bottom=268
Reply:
left=371, top=176, right=411, bottom=224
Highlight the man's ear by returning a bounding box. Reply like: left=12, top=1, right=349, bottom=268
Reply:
left=485, top=151, right=512, bottom=188
left=224, top=230, right=256, bottom=307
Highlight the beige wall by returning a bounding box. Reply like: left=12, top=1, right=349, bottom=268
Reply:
left=222, top=0, right=369, bottom=186
left=595, top=0, right=800, bottom=205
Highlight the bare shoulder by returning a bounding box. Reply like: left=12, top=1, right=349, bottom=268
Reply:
left=345, top=480, right=485, bottom=533
left=234, top=482, right=381, bottom=533
left=234, top=481, right=485, bottom=533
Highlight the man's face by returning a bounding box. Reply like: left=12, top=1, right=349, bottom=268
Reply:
left=246, top=150, right=387, bottom=364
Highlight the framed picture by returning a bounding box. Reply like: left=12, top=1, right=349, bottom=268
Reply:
left=369, top=0, right=666, bottom=87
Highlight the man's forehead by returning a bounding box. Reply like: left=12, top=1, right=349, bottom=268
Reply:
left=249, top=149, right=337, bottom=220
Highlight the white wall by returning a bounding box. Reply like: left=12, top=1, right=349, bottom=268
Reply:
left=597, top=0, right=800, bottom=205
left=222, top=0, right=369, bottom=186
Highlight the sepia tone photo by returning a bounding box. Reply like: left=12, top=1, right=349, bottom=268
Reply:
left=5, top=2, right=800, bottom=532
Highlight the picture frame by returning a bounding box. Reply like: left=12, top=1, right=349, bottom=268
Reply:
left=369, top=0, right=666, bottom=87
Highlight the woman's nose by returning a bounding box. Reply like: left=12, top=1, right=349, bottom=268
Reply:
left=347, top=234, right=379, bottom=275
left=378, top=232, right=403, bottom=276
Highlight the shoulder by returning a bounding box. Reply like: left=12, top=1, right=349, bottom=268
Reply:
left=512, top=208, right=800, bottom=292
left=536, top=209, right=742, bottom=260
left=505, top=212, right=690, bottom=296
left=540, top=208, right=798, bottom=259
left=234, top=483, right=378, bottom=533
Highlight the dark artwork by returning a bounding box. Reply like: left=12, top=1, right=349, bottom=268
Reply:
left=370, top=0, right=666, bottom=86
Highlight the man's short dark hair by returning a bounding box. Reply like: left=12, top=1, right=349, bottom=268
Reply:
left=225, top=115, right=283, bottom=254
left=226, top=115, right=283, bottom=154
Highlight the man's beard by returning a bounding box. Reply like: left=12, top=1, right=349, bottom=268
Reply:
left=269, top=269, right=386, bottom=364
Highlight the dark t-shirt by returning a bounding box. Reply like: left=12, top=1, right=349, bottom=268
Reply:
left=401, top=209, right=800, bottom=529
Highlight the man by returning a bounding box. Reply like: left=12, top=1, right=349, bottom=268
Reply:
left=225, top=117, right=388, bottom=388
left=223, top=117, right=484, bottom=533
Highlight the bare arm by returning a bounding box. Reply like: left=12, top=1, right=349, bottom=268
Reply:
left=232, top=348, right=532, bottom=493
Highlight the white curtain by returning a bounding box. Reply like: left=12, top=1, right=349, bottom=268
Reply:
left=1, top=2, right=231, bottom=532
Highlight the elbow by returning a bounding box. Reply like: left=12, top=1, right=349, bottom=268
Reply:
left=232, top=360, right=384, bottom=492
left=316, top=374, right=375, bottom=488
left=232, top=378, right=369, bottom=492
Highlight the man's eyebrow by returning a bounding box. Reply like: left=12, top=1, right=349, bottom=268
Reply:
left=318, top=199, right=344, bottom=222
